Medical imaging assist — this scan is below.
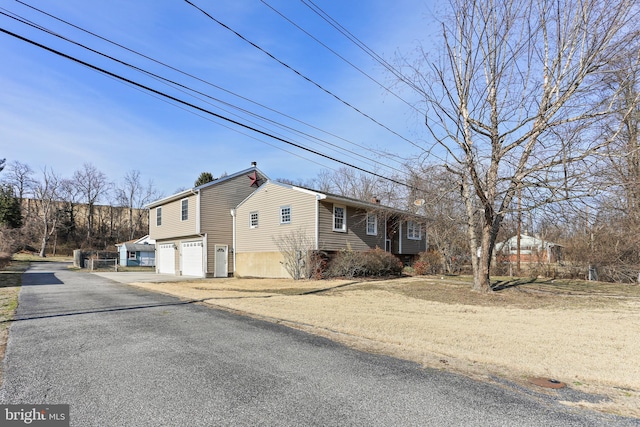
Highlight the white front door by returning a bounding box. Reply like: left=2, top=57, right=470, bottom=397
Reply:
left=158, top=244, right=175, bottom=274
left=214, top=245, right=228, bottom=278
left=181, top=241, right=204, bottom=277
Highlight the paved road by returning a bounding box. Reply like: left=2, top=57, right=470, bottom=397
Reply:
left=0, top=263, right=636, bottom=426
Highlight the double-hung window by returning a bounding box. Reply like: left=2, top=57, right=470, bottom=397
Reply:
left=181, top=199, right=188, bottom=221
left=366, top=213, right=377, bottom=236
left=156, top=207, right=162, bottom=226
left=333, top=205, right=346, bottom=232
left=250, top=211, right=259, bottom=228
left=280, top=206, right=291, bottom=224
left=407, top=220, right=421, bottom=240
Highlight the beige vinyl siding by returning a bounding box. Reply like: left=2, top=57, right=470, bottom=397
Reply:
left=149, top=193, right=198, bottom=240
left=317, top=201, right=385, bottom=251
left=200, top=173, right=265, bottom=274
left=236, top=182, right=316, bottom=253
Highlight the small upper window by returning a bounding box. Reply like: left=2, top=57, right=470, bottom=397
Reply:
left=181, top=199, right=188, bottom=221
left=407, top=220, right=421, bottom=240
left=333, top=205, right=346, bottom=232
left=250, top=211, right=259, bottom=228
left=366, top=213, right=377, bottom=236
left=128, top=251, right=136, bottom=260
left=280, top=206, right=291, bottom=224
left=156, top=207, right=162, bottom=226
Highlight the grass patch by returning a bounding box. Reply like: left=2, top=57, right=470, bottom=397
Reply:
left=0, top=257, right=29, bottom=382
left=12, top=253, right=72, bottom=263
left=0, top=258, right=28, bottom=323
left=345, top=276, right=640, bottom=310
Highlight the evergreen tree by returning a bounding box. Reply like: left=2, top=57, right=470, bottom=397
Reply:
left=195, top=172, right=215, bottom=187
left=0, top=185, right=22, bottom=228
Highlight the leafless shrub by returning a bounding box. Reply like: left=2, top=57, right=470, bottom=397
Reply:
left=273, top=227, right=314, bottom=280
left=326, top=247, right=402, bottom=278
left=0, top=226, right=22, bottom=254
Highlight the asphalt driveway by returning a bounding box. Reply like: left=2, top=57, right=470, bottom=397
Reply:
left=0, top=263, right=636, bottom=426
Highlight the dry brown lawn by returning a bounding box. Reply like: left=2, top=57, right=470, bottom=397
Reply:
left=131, top=275, right=640, bottom=418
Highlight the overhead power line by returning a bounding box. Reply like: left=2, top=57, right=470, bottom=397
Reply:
left=0, top=26, right=417, bottom=191
left=259, top=0, right=423, bottom=116
left=184, top=0, right=425, bottom=152
left=12, top=0, right=405, bottom=170
left=1, top=9, right=401, bottom=174
left=300, top=0, right=424, bottom=96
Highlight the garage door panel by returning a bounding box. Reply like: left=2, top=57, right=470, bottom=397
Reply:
left=158, top=244, right=175, bottom=274
left=182, top=241, right=203, bottom=277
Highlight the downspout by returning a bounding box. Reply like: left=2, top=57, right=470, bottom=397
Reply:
left=399, top=221, right=403, bottom=254
left=315, top=195, right=320, bottom=250
left=384, top=213, right=388, bottom=252
left=231, top=208, right=236, bottom=276
left=195, top=189, right=207, bottom=277
left=194, top=189, right=201, bottom=235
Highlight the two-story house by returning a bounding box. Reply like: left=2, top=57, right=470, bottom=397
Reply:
left=147, top=164, right=268, bottom=277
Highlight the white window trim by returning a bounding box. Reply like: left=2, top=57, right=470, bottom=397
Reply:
left=156, top=207, right=162, bottom=226
left=250, top=211, right=259, bottom=229
left=333, top=204, right=346, bottom=232
left=128, top=251, right=137, bottom=260
left=366, top=213, right=377, bottom=236
left=280, top=205, right=291, bottom=224
left=407, top=220, right=422, bottom=240
left=181, top=198, right=189, bottom=221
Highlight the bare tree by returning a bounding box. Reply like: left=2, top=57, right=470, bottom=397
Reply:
left=115, top=170, right=160, bottom=240
left=57, top=178, right=83, bottom=247
left=273, top=227, right=315, bottom=280
left=404, top=0, right=639, bottom=291
left=33, top=168, right=61, bottom=257
left=310, top=167, right=398, bottom=205
left=406, top=163, right=468, bottom=273
left=73, top=163, right=111, bottom=244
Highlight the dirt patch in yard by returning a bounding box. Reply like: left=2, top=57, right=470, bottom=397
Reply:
left=130, top=275, right=640, bottom=419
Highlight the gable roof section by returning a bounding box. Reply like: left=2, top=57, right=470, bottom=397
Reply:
left=146, top=166, right=268, bottom=209
left=236, top=179, right=423, bottom=220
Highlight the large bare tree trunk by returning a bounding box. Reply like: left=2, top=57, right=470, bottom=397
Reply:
left=404, top=0, right=638, bottom=291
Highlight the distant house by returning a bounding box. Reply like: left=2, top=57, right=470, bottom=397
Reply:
left=234, top=180, right=427, bottom=278
left=116, top=235, right=156, bottom=267
left=494, top=234, right=562, bottom=264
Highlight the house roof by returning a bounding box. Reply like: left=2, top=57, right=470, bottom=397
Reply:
left=115, top=235, right=154, bottom=247
left=145, top=166, right=268, bottom=209
left=237, top=180, right=425, bottom=220
left=495, top=234, right=562, bottom=252
left=123, top=243, right=156, bottom=252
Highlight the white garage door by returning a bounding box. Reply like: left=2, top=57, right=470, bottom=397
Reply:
left=181, top=241, right=204, bottom=277
left=158, top=244, right=175, bottom=274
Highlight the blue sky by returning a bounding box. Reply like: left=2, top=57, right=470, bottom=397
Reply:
left=0, top=0, right=439, bottom=196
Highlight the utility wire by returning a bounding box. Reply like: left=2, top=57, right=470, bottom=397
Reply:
left=300, top=0, right=423, bottom=95
left=1, top=7, right=404, bottom=175
left=0, top=26, right=417, bottom=191
left=185, top=0, right=425, bottom=152
left=13, top=0, right=403, bottom=168
left=259, top=0, right=423, bottom=115
left=101, top=70, right=339, bottom=173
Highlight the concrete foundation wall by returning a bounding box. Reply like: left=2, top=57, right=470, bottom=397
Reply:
left=235, top=252, right=290, bottom=278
